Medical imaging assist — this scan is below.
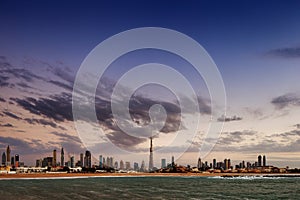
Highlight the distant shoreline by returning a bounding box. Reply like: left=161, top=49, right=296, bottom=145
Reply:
left=1, top=172, right=300, bottom=179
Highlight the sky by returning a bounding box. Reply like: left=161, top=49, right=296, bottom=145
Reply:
left=0, top=0, right=300, bottom=168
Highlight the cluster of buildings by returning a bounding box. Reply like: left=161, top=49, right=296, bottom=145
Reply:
left=0, top=145, right=24, bottom=172
left=0, top=138, right=297, bottom=174
left=36, top=148, right=92, bottom=169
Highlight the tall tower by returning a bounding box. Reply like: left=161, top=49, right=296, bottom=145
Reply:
left=53, top=149, right=57, bottom=167
left=263, top=155, right=266, bottom=167
left=149, top=137, right=154, bottom=171
left=6, top=145, right=10, bottom=166
left=61, top=148, right=64, bottom=167
left=258, top=155, right=262, bottom=167
left=1, top=152, right=6, bottom=165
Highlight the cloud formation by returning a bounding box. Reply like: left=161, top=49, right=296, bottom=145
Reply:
left=266, top=46, right=300, bottom=58
left=217, top=115, right=243, bottom=122
left=271, top=93, right=300, bottom=109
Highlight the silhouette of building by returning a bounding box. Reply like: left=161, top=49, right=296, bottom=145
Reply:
left=6, top=145, right=10, bottom=166
left=263, top=155, right=266, bottom=167
left=15, top=154, right=20, bottom=167
left=53, top=149, right=57, bottom=167
left=80, top=153, right=83, bottom=167
left=125, top=161, right=131, bottom=170
left=99, top=155, right=103, bottom=168
left=61, top=148, right=64, bottom=167
left=148, top=137, right=154, bottom=171
left=197, top=158, right=202, bottom=169
left=1, top=152, right=6, bottom=165
left=134, top=162, right=139, bottom=171
left=120, top=160, right=124, bottom=170
left=258, top=155, right=262, bottom=167
left=140, top=160, right=145, bottom=172
left=70, top=156, right=75, bottom=168
left=84, top=151, right=91, bottom=168
left=11, top=156, right=14, bottom=166
left=161, top=158, right=166, bottom=168
left=114, top=161, right=118, bottom=169
left=213, top=159, right=217, bottom=169
left=42, top=157, right=53, bottom=167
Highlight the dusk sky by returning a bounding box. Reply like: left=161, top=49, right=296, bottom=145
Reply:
left=1, top=0, right=300, bottom=167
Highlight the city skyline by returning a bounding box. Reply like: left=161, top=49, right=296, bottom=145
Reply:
left=0, top=1, right=300, bottom=168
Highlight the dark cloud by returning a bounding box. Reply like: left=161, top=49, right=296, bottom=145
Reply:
left=0, top=123, right=14, bottom=127
left=0, top=75, right=9, bottom=87
left=217, top=130, right=256, bottom=145
left=217, top=115, right=243, bottom=122
left=24, top=118, right=59, bottom=129
left=266, top=46, right=300, bottom=58
left=16, top=82, right=33, bottom=89
left=295, top=124, right=300, bottom=129
left=106, top=130, right=147, bottom=151
left=271, top=93, right=300, bottom=109
left=49, top=80, right=73, bottom=91
left=3, top=111, right=22, bottom=120
left=12, top=92, right=73, bottom=121
left=0, top=96, right=6, bottom=102
left=50, top=66, right=74, bottom=83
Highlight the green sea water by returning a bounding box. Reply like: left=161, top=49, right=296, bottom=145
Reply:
left=0, top=176, right=299, bottom=199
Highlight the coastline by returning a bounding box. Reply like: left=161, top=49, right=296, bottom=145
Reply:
left=1, top=172, right=299, bottom=179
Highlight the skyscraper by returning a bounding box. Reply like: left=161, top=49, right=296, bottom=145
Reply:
left=171, top=156, right=175, bottom=165
left=15, top=154, right=19, bottom=167
left=213, top=159, right=217, bottom=169
left=70, top=156, right=75, bottom=168
left=1, top=152, right=6, bottom=166
left=263, top=155, right=266, bottom=167
left=53, top=149, right=57, bottom=167
left=84, top=150, right=91, bottom=168
left=161, top=158, right=166, bottom=168
left=61, top=148, right=64, bottom=167
left=6, top=145, right=10, bottom=166
left=120, top=160, right=124, bottom=170
left=80, top=153, right=83, bottom=167
left=258, top=155, right=262, bottom=167
left=197, top=158, right=202, bottom=169
left=148, top=137, right=154, bottom=171
left=99, top=155, right=103, bottom=168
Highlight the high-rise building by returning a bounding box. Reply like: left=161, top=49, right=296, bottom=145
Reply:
left=15, top=154, right=20, bottom=167
left=263, top=155, right=266, bottom=167
left=103, top=157, right=106, bottom=167
left=258, top=155, right=262, bottom=167
left=140, top=160, right=145, bottom=172
left=84, top=150, right=91, bottom=168
left=224, top=159, right=228, bottom=170
left=70, top=156, right=75, bottom=168
left=36, top=159, right=42, bottom=167
left=148, top=137, right=154, bottom=171
left=197, top=158, right=202, bottom=169
left=134, top=162, right=139, bottom=171
left=161, top=158, right=166, bottom=168
left=61, top=148, right=64, bottom=167
left=171, top=156, right=175, bottom=165
left=110, top=157, right=113, bottom=168
left=53, top=149, right=57, bottom=167
left=228, top=159, right=231, bottom=169
left=80, top=153, right=83, bottom=167
left=114, top=161, right=118, bottom=169
left=11, top=156, right=14, bottom=166
left=106, top=157, right=110, bottom=168
left=1, top=152, right=6, bottom=166
left=99, top=155, right=103, bottom=168
left=120, top=160, right=124, bottom=170
left=125, top=161, right=131, bottom=170
left=213, top=159, right=217, bottom=169
left=6, top=145, right=11, bottom=166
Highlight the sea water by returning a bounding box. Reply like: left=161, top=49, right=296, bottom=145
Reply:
left=0, top=176, right=299, bottom=199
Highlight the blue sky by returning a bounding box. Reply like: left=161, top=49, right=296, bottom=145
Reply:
left=0, top=0, right=300, bottom=167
